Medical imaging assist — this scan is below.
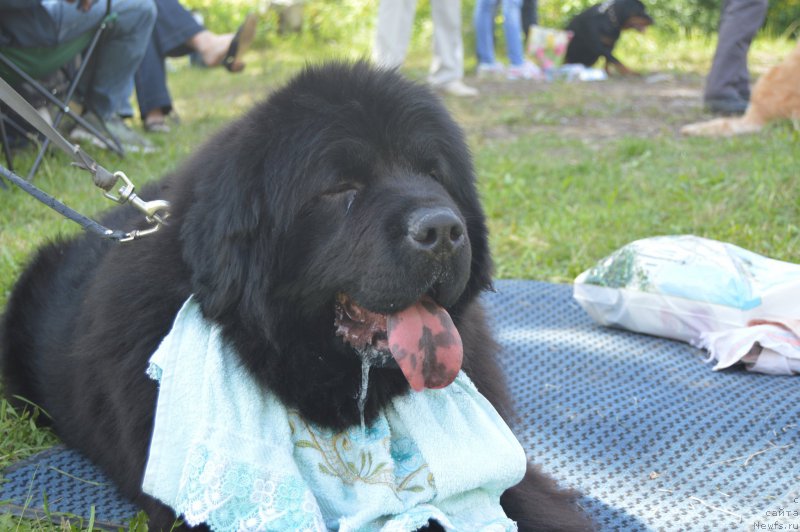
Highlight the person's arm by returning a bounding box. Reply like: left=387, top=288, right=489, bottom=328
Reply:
left=0, top=0, right=90, bottom=10
left=0, top=0, right=39, bottom=47
left=0, top=0, right=41, bottom=9
left=64, top=0, right=94, bottom=12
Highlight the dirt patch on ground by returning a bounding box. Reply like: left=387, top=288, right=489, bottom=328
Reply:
left=461, top=72, right=708, bottom=144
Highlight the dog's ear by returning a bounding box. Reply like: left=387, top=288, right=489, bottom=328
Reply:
left=178, top=123, right=276, bottom=325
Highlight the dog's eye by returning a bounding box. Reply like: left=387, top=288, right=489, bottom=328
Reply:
left=343, top=189, right=357, bottom=213
left=323, top=185, right=359, bottom=214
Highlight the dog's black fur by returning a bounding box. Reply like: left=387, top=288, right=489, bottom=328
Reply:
left=1, top=62, right=591, bottom=531
left=565, top=0, right=653, bottom=75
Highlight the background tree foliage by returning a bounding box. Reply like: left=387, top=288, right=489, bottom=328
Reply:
left=184, top=0, right=798, bottom=43
left=540, top=0, right=798, bottom=36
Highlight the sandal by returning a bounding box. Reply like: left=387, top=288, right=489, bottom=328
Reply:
left=144, top=111, right=181, bottom=134
left=144, top=118, right=170, bottom=133
left=222, top=13, right=257, bottom=73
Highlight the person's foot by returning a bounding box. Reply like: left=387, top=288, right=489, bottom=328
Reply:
left=70, top=112, right=156, bottom=154
left=476, top=62, right=505, bottom=79
left=506, top=61, right=543, bottom=81
left=190, top=31, right=235, bottom=68
left=436, top=79, right=479, bottom=97
left=143, top=109, right=180, bottom=134
left=704, top=96, right=749, bottom=116
left=190, top=14, right=257, bottom=72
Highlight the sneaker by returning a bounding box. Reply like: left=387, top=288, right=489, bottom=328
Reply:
left=70, top=112, right=156, bottom=154
left=506, top=61, right=543, bottom=81
left=704, top=96, right=749, bottom=116
left=476, top=62, right=505, bottom=78
left=436, top=79, right=479, bottom=97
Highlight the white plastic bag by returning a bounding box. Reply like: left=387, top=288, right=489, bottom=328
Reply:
left=572, top=235, right=800, bottom=344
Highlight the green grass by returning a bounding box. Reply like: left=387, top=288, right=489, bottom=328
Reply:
left=481, top=131, right=799, bottom=281
left=1, top=26, right=798, bottom=530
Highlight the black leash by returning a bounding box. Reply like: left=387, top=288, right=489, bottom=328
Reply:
left=0, top=76, right=170, bottom=242
left=0, top=164, right=128, bottom=240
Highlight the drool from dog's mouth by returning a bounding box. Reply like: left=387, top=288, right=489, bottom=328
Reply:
left=334, top=293, right=463, bottom=391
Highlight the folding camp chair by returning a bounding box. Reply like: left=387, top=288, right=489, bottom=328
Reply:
left=0, top=0, right=122, bottom=183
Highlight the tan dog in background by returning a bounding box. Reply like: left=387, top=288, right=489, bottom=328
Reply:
left=682, top=41, right=800, bottom=137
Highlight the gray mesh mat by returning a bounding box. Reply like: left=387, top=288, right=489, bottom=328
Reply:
left=1, top=280, right=798, bottom=530
left=489, top=280, right=799, bottom=531
left=0, top=445, right=139, bottom=529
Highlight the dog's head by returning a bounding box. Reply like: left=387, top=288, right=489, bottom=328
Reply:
left=618, top=0, right=653, bottom=32
left=175, top=61, right=492, bottom=426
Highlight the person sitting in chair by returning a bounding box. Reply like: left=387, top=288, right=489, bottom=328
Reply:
left=0, top=0, right=156, bottom=152
left=131, top=0, right=257, bottom=133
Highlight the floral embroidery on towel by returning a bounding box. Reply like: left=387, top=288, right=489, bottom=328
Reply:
left=175, top=445, right=326, bottom=531
left=288, top=411, right=435, bottom=499
left=390, top=437, right=434, bottom=494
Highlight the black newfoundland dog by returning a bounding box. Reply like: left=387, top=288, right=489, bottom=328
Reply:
left=2, top=62, right=590, bottom=531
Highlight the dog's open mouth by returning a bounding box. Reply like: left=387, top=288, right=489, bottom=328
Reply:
left=334, top=293, right=463, bottom=391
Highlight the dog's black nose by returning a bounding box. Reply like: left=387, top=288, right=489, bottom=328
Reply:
left=406, top=207, right=466, bottom=255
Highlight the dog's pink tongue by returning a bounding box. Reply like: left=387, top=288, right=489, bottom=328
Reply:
left=386, top=297, right=463, bottom=391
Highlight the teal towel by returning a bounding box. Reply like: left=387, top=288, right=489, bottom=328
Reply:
left=142, top=297, right=527, bottom=531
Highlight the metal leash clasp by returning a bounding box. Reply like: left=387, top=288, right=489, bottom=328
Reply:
left=104, top=171, right=171, bottom=241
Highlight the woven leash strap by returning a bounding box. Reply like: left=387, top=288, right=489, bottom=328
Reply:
left=0, top=164, right=127, bottom=240
left=0, top=76, right=169, bottom=240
